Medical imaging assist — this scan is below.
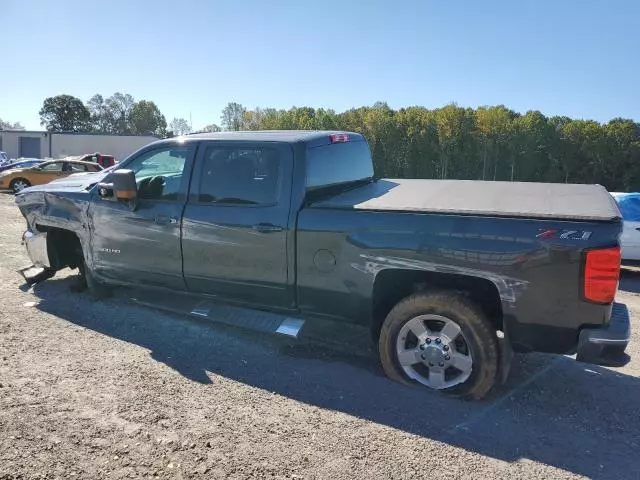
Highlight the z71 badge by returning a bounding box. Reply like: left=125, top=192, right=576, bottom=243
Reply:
left=536, top=229, right=592, bottom=240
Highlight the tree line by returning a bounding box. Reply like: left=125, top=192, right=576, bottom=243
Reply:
left=5, top=95, right=640, bottom=191
left=36, top=93, right=194, bottom=138
left=220, top=102, right=640, bottom=191
left=0, top=118, right=24, bottom=130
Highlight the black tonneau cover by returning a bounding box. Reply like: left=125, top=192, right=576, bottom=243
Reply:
left=313, top=179, right=621, bottom=222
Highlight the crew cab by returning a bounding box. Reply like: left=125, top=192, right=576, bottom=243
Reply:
left=15, top=131, right=630, bottom=399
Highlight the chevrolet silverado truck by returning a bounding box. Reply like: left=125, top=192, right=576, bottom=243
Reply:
left=15, top=131, right=631, bottom=399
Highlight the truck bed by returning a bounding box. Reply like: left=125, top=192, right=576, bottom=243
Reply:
left=313, top=179, right=621, bottom=222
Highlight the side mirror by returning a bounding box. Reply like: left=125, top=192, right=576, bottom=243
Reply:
left=112, top=169, right=137, bottom=201
left=97, top=169, right=137, bottom=203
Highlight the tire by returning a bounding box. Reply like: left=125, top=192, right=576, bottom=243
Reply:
left=379, top=291, right=499, bottom=400
left=78, top=256, right=112, bottom=300
left=10, top=178, right=31, bottom=193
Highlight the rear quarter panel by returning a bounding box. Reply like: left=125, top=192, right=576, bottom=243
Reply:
left=296, top=208, right=621, bottom=354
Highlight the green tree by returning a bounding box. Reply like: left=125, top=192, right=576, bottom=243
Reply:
left=434, top=104, right=477, bottom=179
left=219, top=100, right=640, bottom=191
left=129, top=100, right=167, bottom=136
left=39, top=95, right=91, bottom=132
left=510, top=111, right=555, bottom=182
left=169, top=117, right=191, bottom=136
left=221, top=102, right=246, bottom=131
left=201, top=123, right=221, bottom=132
left=604, top=119, right=640, bottom=190
left=105, top=92, right=135, bottom=134
left=396, top=107, right=439, bottom=178
left=0, top=118, right=24, bottom=130
left=86, top=94, right=110, bottom=132
left=475, top=106, right=516, bottom=180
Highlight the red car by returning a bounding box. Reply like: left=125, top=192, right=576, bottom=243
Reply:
left=79, top=153, right=116, bottom=168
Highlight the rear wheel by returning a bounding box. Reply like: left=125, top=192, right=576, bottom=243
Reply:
left=379, top=291, right=499, bottom=400
left=10, top=178, right=30, bottom=193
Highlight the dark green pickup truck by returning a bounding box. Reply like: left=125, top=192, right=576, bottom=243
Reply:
left=16, top=131, right=630, bottom=399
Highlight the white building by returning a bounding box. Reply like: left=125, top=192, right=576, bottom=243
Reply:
left=0, top=130, right=158, bottom=162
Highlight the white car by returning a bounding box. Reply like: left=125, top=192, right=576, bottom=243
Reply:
left=610, top=192, right=640, bottom=263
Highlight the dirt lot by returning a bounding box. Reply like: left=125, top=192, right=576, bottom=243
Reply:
left=0, top=192, right=639, bottom=480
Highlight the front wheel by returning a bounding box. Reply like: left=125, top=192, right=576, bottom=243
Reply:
left=10, top=178, right=31, bottom=193
left=78, top=256, right=112, bottom=300
left=379, top=291, right=499, bottom=400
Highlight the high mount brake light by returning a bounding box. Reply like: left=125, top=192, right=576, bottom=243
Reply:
left=329, top=134, right=350, bottom=143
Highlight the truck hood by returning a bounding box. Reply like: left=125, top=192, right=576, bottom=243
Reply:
left=313, top=179, right=622, bottom=222
left=23, top=170, right=109, bottom=193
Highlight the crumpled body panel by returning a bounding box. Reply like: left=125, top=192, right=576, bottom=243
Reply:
left=15, top=188, right=92, bottom=268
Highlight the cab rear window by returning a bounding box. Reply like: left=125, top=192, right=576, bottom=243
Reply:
left=306, top=140, right=373, bottom=190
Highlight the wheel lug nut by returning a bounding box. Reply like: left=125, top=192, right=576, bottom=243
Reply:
left=435, top=338, right=441, bottom=344
left=420, top=344, right=425, bottom=350
left=444, top=355, right=450, bottom=361
left=429, top=362, right=434, bottom=367
left=439, top=362, right=444, bottom=367
left=426, top=338, right=431, bottom=344
left=443, top=345, right=449, bottom=351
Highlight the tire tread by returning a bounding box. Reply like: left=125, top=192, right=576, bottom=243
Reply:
left=379, top=290, right=499, bottom=400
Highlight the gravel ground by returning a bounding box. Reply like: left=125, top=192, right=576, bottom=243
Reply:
left=0, top=192, right=639, bottom=480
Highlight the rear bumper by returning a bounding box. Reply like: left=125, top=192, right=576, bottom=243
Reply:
left=577, top=302, right=630, bottom=365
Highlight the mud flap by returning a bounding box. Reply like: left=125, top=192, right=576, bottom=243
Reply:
left=499, top=329, right=514, bottom=384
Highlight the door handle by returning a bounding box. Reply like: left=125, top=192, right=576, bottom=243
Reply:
left=252, top=223, right=283, bottom=233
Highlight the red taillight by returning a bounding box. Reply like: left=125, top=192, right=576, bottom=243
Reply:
left=329, top=133, right=350, bottom=143
left=583, top=246, right=621, bottom=304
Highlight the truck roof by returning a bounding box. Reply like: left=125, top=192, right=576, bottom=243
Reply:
left=181, top=130, right=365, bottom=147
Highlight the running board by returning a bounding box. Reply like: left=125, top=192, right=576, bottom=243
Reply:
left=128, top=293, right=306, bottom=338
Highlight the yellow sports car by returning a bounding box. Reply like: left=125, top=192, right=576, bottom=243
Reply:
left=0, top=159, right=103, bottom=193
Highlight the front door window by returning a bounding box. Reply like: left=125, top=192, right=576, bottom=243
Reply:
left=124, top=146, right=189, bottom=201
left=39, top=162, right=63, bottom=172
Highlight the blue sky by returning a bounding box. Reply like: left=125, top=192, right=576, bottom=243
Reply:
left=1, top=0, right=638, bottom=130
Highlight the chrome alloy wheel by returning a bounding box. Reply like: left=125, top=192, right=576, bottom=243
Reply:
left=12, top=180, right=29, bottom=193
left=395, top=314, right=473, bottom=389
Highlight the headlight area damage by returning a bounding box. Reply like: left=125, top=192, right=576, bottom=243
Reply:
left=16, top=188, right=92, bottom=285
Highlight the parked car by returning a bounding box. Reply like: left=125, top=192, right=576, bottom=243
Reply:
left=15, top=131, right=630, bottom=400
left=0, top=159, right=102, bottom=193
left=610, top=192, right=640, bottom=263
left=78, top=152, right=116, bottom=168
left=0, top=159, right=43, bottom=174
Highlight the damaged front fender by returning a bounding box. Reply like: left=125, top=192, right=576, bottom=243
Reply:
left=15, top=187, right=94, bottom=272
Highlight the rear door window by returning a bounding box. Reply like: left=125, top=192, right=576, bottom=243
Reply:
left=197, top=146, right=281, bottom=205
